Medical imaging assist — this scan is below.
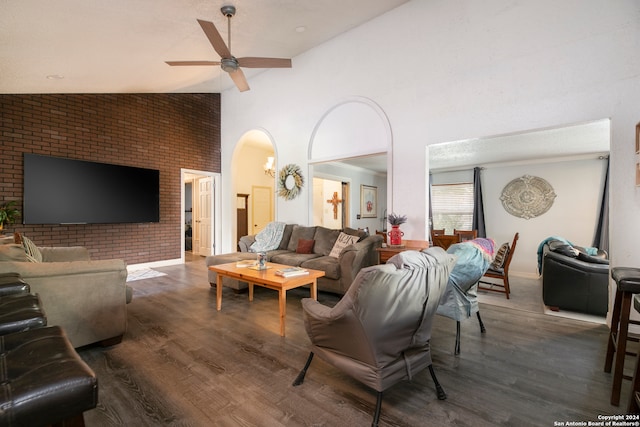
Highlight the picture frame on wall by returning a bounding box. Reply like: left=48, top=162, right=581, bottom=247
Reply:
left=360, top=185, right=377, bottom=218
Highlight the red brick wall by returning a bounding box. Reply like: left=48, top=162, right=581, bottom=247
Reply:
left=0, top=94, right=220, bottom=264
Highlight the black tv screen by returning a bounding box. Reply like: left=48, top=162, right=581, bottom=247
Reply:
left=23, top=154, right=160, bottom=224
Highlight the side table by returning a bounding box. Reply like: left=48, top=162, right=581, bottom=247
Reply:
left=376, top=240, right=430, bottom=264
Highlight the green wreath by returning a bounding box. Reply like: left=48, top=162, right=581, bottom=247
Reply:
left=278, top=164, right=304, bottom=200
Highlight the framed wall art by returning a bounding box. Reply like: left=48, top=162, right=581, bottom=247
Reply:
left=360, top=185, right=377, bottom=218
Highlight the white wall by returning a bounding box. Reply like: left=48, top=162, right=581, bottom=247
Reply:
left=219, top=0, right=640, bottom=283
left=483, top=158, right=607, bottom=277
left=312, top=178, right=342, bottom=229
left=314, top=162, right=388, bottom=233
left=431, top=157, right=607, bottom=276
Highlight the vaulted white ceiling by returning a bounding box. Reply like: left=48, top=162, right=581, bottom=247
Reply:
left=0, top=0, right=408, bottom=94
left=2, top=1, right=610, bottom=171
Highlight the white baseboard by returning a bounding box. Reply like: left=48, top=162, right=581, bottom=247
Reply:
left=127, top=258, right=183, bottom=272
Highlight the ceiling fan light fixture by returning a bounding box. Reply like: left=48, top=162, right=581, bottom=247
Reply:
left=220, top=5, right=236, bottom=18
left=221, top=57, right=239, bottom=73
left=165, top=4, right=291, bottom=92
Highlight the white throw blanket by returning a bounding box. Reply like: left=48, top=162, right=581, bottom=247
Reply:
left=250, top=222, right=286, bottom=252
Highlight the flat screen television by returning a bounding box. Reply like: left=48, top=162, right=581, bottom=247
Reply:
left=23, top=154, right=160, bottom=224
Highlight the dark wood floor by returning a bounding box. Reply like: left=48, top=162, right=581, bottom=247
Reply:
left=78, top=256, right=629, bottom=426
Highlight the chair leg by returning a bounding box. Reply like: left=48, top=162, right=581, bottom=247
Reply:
left=428, top=365, right=447, bottom=400
left=605, top=288, right=623, bottom=373
left=611, top=292, right=633, bottom=406
left=292, top=352, right=314, bottom=386
left=455, top=321, right=461, bottom=355
left=372, top=391, right=383, bottom=427
left=477, top=311, right=486, bottom=333
left=628, top=348, right=640, bottom=413
left=503, top=277, right=511, bottom=299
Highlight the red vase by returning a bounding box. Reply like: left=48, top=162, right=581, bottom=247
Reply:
left=388, top=225, right=404, bottom=246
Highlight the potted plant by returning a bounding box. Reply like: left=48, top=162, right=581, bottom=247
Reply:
left=387, top=213, right=407, bottom=246
left=0, top=201, right=20, bottom=231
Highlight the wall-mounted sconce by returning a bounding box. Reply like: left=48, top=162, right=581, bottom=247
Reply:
left=264, top=156, right=275, bottom=177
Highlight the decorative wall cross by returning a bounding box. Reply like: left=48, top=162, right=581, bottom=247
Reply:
left=327, top=191, right=343, bottom=220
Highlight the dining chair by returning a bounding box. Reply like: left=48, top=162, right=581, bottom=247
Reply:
left=430, top=229, right=445, bottom=241
left=478, top=232, right=519, bottom=299
left=432, top=234, right=461, bottom=251
left=454, top=229, right=478, bottom=242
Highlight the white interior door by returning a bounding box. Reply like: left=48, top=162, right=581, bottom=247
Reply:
left=197, top=177, right=213, bottom=256
left=251, top=185, right=273, bottom=234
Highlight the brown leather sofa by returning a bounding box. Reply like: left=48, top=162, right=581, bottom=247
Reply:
left=0, top=273, right=98, bottom=426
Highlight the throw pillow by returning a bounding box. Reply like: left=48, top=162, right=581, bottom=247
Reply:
left=296, top=239, right=315, bottom=254
left=344, top=227, right=368, bottom=241
left=286, top=226, right=316, bottom=252
left=312, top=227, right=341, bottom=256
left=490, top=242, right=509, bottom=270
left=329, top=232, right=360, bottom=258
left=20, top=234, right=43, bottom=263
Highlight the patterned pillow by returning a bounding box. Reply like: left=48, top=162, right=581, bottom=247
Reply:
left=490, top=242, right=509, bottom=270
left=329, top=232, right=360, bottom=258
left=20, top=234, right=42, bottom=263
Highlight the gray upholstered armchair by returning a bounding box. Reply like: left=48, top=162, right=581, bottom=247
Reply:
left=292, top=247, right=456, bottom=426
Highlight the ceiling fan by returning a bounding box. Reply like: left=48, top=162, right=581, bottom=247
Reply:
left=166, top=5, right=292, bottom=92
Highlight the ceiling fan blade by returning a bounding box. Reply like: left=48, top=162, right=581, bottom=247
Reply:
left=237, top=57, right=292, bottom=68
left=165, top=61, right=221, bottom=66
left=197, top=19, right=231, bottom=59
left=228, top=68, right=250, bottom=92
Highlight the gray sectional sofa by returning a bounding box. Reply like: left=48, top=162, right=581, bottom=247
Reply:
left=205, top=224, right=383, bottom=295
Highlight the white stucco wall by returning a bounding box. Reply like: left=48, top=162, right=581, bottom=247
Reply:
left=219, top=0, right=640, bottom=281
left=431, top=157, right=608, bottom=277
left=483, top=158, right=608, bottom=276
left=314, top=162, right=388, bottom=233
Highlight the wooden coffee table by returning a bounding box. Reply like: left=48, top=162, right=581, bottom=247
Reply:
left=208, top=262, right=325, bottom=336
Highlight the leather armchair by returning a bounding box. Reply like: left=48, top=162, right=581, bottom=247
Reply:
left=542, top=240, right=609, bottom=316
left=292, top=248, right=456, bottom=426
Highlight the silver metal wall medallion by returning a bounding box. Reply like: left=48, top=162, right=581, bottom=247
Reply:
left=500, top=175, right=556, bottom=219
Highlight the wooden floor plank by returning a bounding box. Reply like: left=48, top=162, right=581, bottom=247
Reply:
left=78, top=257, right=624, bottom=426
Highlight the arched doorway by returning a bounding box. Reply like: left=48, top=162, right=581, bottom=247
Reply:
left=309, top=97, right=392, bottom=234
left=231, top=129, right=276, bottom=244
